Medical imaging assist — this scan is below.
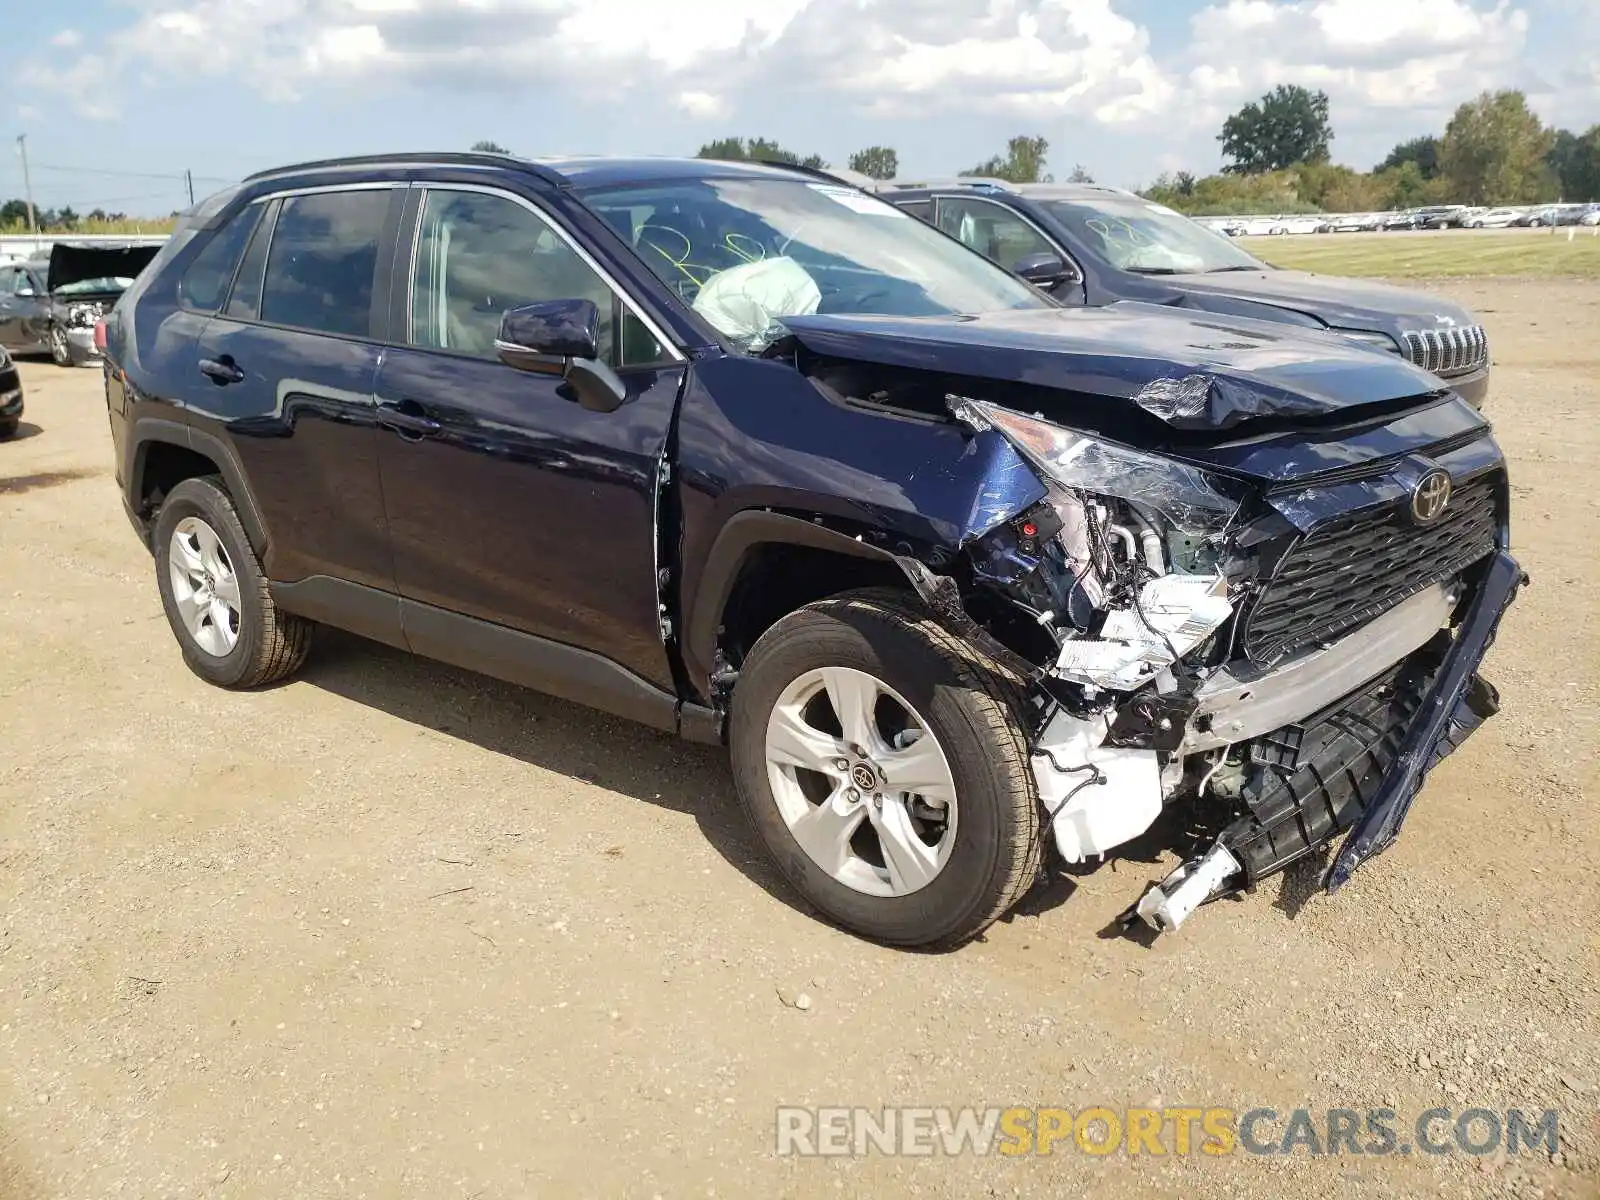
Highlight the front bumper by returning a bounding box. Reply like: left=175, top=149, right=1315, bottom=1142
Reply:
left=1326, top=549, right=1524, bottom=888
left=1442, top=365, right=1489, bottom=409
left=63, top=326, right=101, bottom=365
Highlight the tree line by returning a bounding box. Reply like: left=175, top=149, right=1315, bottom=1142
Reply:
left=1145, top=85, right=1598, bottom=215
left=0, top=199, right=152, bottom=234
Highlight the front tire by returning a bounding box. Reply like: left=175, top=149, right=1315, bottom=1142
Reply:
left=153, top=476, right=311, bottom=688
left=729, top=589, right=1041, bottom=947
left=47, top=324, right=73, bottom=367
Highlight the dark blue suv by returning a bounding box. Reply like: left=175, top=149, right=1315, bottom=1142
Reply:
left=880, top=181, right=1491, bottom=408
left=103, top=153, right=1521, bottom=946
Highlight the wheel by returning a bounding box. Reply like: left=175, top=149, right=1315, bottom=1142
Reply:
left=729, top=588, right=1041, bottom=947
left=47, top=324, right=73, bottom=367
left=0, top=419, right=16, bottom=440
left=152, top=476, right=312, bottom=687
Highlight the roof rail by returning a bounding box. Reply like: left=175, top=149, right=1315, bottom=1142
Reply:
left=879, top=177, right=1014, bottom=192
left=243, top=151, right=570, bottom=188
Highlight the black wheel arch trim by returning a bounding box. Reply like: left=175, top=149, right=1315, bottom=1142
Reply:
left=684, top=510, right=911, bottom=695
left=129, top=418, right=271, bottom=556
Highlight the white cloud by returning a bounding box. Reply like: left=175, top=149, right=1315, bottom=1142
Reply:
left=16, top=0, right=1589, bottom=176
left=1182, top=0, right=1532, bottom=139
left=676, top=90, right=727, bottom=120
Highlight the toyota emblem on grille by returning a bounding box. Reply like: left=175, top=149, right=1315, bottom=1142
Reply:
left=1411, top=470, right=1453, bottom=524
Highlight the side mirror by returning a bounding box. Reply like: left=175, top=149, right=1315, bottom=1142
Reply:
left=496, top=298, right=628, bottom=414
left=14, top=285, right=35, bottom=298
left=1011, top=251, right=1074, bottom=288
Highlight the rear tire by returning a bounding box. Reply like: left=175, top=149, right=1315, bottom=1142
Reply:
left=153, top=476, right=311, bottom=688
left=0, top=420, right=16, bottom=440
left=729, top=588, right=1041, bottom=948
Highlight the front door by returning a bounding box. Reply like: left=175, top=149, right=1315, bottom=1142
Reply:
left=374, top=185, right=686, bottom=695
left=932, top=195, right=1086, bottom=304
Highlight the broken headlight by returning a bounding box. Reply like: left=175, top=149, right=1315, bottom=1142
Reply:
left=65, top=303, right=101, bottom=329
left=956, top=399, right=1244, bottom=691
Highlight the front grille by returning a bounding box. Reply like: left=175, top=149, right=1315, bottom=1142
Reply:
left=1400, top=324, right=1488, bottom=376
left=1241, top=473, right=1499, bottom=664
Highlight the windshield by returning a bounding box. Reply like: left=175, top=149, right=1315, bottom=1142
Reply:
left=1040, top=197, right=1266, bottom=275
left=579, top=177, right=1049, bottom=350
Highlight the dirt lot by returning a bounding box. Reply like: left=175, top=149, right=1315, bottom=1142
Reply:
left=1, top=282, right=1596, bottom=1199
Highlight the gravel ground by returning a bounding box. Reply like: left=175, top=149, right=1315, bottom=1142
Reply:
left=1, top=281, right=1596, bottom=1199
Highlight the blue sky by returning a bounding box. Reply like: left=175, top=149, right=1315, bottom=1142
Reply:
left=1, top=0, right=1595, bottom=214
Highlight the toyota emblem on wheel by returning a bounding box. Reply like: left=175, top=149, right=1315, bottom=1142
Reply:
left=1411, top=470, right=1453, bottom=524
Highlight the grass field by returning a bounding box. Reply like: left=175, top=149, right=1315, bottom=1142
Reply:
left=1241, top=228, right=1600, bottom=278
left=0, top=217, right=176, bottom=237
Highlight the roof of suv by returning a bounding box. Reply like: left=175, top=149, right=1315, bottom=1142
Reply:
left=878, top=180, right=1139, bottom=203
left=242, top=152, right=837, bottom=191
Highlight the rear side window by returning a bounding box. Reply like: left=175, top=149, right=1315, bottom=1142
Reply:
left=260, top=189, right=391, bottom=338
left=896, top=200, right=932, bottom=221
left=225, top=200, right=278, bottom=321
left=179, top=206, right=262, bottom=312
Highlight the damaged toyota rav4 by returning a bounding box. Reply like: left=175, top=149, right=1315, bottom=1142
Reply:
left=104, top=154, right=1523, bottom=947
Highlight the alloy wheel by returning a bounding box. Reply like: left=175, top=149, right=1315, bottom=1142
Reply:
left=167, top=516, right=242, bottom=657
left=764, top=666, right=958, bottom=897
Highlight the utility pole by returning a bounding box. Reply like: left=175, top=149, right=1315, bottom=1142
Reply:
left=185, top=169, right=195, bottom=207
left=16, top=134, right=37, bottom=234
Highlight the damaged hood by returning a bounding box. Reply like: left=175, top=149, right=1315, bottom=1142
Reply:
left=1164, top=269, right=1476, bottom=331
left=777, top=303, right=1447, bottom=431
left=46, top=242, right=163, bottom=294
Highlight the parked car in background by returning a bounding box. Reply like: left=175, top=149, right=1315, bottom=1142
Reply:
left=1581, top=206, right=1600, bottom=227
left=1383, top=210, right=1421, bottom=231
left=878, top=180, right=1491, bottom=406
left=104, top=151, right=1520, bottom=945
left=1467, top=208, right=1520, bottom=228
left=0, top=345, right=21, bottom=438
left=0, top=243, right=164, bottom=366
left=1524, top=205, right=1586, bottom=228
left=1326, top=213, right=1374, bottom=232
left=1414, top=205, right=1470, bottom=230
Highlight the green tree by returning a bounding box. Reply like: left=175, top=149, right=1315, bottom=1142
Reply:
left=1547, top=126, right=1600, bottom=200
left=1437, top=90, right=1555, bottom=204
left=696, top=137, right=824, bottom=169
left=1219, top=85, right=1332, bottom=174
left=0, top=198, right=29, bottom=226
left=962, top=135, right=1051, bottom=183
left=471, top=140, right=510, bottom=154
left=1376, top=135, right=1440, bottom=179
left=847, top=146, right=899, bottom=180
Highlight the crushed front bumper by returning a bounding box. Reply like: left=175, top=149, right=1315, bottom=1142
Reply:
left=1126, top=549, right=1524, bottom=932
left=1326, top=549, right=1524, bottom=888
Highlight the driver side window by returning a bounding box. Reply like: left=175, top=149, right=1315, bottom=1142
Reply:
left=407, top=189, right=667, bottom=368
left=935, top=198, right=1056, bottom=273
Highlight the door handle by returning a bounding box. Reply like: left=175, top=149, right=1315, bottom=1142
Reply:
left=377, top=401, right=442, bottom=438
left=198, top=357, right=244, bottom=385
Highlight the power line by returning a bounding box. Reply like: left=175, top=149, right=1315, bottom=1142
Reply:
left=28, top=160, right=234, bottom=185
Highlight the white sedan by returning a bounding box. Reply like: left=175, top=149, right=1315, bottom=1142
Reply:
left=1467, top=208, right=1520, bottom=228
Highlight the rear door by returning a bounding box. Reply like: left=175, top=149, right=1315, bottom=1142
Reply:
left=373, top=183, right=687, bottom=697
left=186, top=184, right=402, bottom=606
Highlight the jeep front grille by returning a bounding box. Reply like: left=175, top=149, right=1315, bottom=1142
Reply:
left=1241, top=472, right=1500, bottom=665
left=1400, top=324, right=1489, bottom=377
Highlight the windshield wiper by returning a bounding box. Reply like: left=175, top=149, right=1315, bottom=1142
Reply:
left=1123, top=266, right=1184, bottom=275
left=1203, top=265, right=1264, bottom=273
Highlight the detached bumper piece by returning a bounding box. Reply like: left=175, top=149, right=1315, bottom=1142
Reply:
left=1129, top=549, right=1523, bottom=934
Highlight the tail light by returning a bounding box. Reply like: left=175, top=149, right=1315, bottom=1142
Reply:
left=93, top=320, right=108, bottom=352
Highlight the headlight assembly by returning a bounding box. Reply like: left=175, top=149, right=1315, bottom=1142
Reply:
left=1339, top=329, right=1401, bottom=354
left=953, top=397, right=1244, bottom=691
